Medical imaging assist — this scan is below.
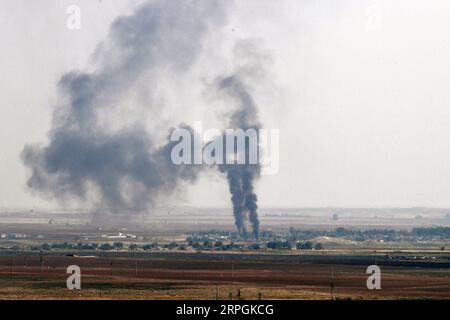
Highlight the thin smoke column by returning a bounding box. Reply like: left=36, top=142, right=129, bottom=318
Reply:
left=218, top=76, right=261, bottom=239
left=21, top=0, right=229, bottom=213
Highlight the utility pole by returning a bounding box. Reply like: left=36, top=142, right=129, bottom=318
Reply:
left=237, top=288, right=242, bottom=300
left=330, top=270, right=335, bottom=300
left=39, top=250, right=44, bottom=273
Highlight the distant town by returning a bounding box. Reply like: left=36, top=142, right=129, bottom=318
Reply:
left=1, top=226, right=448, bottom=253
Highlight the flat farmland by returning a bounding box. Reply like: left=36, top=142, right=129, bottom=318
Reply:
left=0, top=253, right=448, bottom=300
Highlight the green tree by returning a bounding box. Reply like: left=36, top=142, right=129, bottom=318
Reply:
left=100, top=243, right=113, bottom=251
left=315, top=243, right=323, bottom=250
left=113, top=242, right=124, bottom=249
left=168, top=242, right=178, bottom=249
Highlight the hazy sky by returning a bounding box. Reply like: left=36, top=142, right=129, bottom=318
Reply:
left=1, top=0, right=450, bottom=209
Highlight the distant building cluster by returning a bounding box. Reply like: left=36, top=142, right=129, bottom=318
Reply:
left=0, top=227, right=448, bottom=253
left=1, top=233, right=27, bottom=239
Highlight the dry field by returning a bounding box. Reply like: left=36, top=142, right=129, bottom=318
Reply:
left=0, top=254, right=448, bottom=300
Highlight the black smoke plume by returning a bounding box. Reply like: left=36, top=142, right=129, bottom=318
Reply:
left=218, top=76, right=261, bottom=239
left=21, top=0, right=266, bottom=236
left=21, top=0, right=228, bottom=213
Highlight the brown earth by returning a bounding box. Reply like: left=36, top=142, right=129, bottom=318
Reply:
left=0, top=254, right=448, bottom=300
